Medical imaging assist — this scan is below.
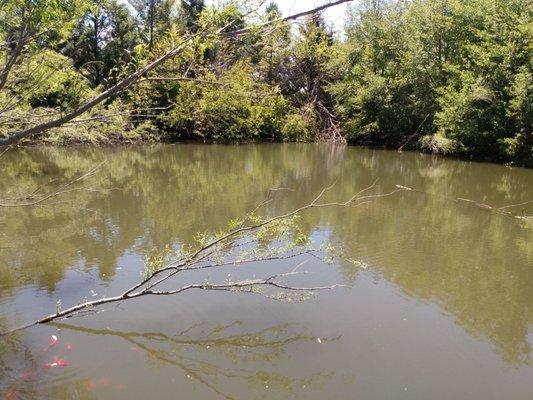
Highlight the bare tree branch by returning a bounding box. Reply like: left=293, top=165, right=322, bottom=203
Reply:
left=136, top=76, right=226, bottom=85
left=0, top=182, right=405, bottom=336
left=395, top=184, right=532, bottom=218
left=0, top=160, right=106, bottom=207
left=0, top=19, right=30, bottom=91
left=226, top=0, right=354, bottom=37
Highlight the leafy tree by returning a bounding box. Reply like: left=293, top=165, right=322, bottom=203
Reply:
left=178, top=0, right=205, bottom=32
left=128, top=0, right=177, bottom=49
left=0, top=0, right=88, bottom=90
left=329, top=1, right=418, bottom=145
left=331, top=0, right=532, bottom=164
left=290, top=13, right=341, bottom=141
left=429, top=0, right=532, bottom=162
left=16, top=50, right=94, bottom=110
left=0, top=0, right=530, bottom=166
left=255, top=2, right=291, bottom=87
left=161, top=61, right=294, bottom=142
left=63, top=0, right=140, bottom=87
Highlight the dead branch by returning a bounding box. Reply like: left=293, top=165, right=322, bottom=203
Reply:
left=398, top=114, right=431, bottom=152
left=63, top=106, right=174, bottom=125
left=0, top=182, right=405, bottom=336
left=136, top=76, right=226, bottom=86
left=0, top=160, right=106, bottom=207
left=0, top=23, right=30, bottom=91
left=395, top=184, right=532, bottom=218
left=315, top=100, right=346, bottom=145
left=227, top=0, right=354, bottom=37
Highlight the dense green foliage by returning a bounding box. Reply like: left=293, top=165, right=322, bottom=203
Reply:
left=0, top=0, right=531, bottom=165
left=333, top=0, right=532, bottom=164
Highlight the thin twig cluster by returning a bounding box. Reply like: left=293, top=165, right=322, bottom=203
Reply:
left=1, top=182, right=406, bottom=336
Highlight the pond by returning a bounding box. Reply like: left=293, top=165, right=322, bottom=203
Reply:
left=0, top=143, right=532, bottom=399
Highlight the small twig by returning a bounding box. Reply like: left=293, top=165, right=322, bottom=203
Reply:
left=395, top=183, right=531, bottom=219
left=136, top=77, right=226, bottom=86
left=398, top=114, right=430, bottom=152
left=0, top=144, right=11, bottom=159
left=0, top=160, right=106, bottom=207
left=497, top=200, right=533, bottom=211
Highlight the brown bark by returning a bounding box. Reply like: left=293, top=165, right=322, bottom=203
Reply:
left=0, top=27, right=29, bottom=91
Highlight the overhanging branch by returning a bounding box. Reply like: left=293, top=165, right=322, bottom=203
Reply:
left=0, top=0, right=354, bottom=146
left=0, top=182, right=406, bottom=336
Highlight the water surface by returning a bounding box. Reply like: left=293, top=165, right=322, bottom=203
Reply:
left=0, top=144, right=532, bottom=399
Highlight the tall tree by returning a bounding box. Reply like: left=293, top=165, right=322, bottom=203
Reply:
left=179, top=0, right=205, bottom=32
left=63, top=0, right=140, bottom=87
left=329, top=0, right=415, bottom=145
left=128, top=0, right=176, bottom=50
left=290, top=13, right=342, bottom=141
left=256, top=2, right=291, bottom=86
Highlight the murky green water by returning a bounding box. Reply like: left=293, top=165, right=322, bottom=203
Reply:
left=0, top=144, right=532, bottom=399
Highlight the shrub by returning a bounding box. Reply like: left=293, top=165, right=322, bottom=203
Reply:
left=281, top=112, right=312, bottom=142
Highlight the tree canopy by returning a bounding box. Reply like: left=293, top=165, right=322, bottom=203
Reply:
left=0, top=0, right=531, bottom=166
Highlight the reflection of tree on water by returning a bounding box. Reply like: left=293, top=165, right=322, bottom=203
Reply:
left=0, top=318, right=45, bottom=400
left=0, top=145, right=344, bottom=293
left=1, top=144, right=532, bottom=367
left=45, top=321, right=333, bottom=400
left=322, top=183, right=533, bottom=365
left=0, top=318, right=23, bottom=380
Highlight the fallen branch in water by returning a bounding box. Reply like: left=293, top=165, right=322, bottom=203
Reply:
left=1, top=183, right=406, bottom=336
left=395, top=184, right=532, bottom=219
left=0, top=161, right=106, bottom=208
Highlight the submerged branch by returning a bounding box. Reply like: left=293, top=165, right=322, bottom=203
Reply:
left=395, top=184, right=532, bottom=219
left=0, top=161, right=106, bottom=207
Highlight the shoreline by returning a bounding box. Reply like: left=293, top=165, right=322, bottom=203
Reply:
left=2, top=138, right=530, bottom=169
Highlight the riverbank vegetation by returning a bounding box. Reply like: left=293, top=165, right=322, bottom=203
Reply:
left=0, top=0, right=531, bottom=166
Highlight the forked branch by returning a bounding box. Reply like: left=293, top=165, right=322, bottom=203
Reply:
left=1, top=183, right=407, bottom=336
left=0, top=161, right=106, bottom=207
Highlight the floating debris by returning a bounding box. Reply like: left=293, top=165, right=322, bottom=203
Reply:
left=3, top=388, right=19, bottom=400
left=130, top=346, right=142, bottom=354
left=84, top=377, right=125, bottom=391
left=348, top=259, right=368, bottom=269
left=48, top=335, right=58, bottom=347
left=43, top=356, right=70, bottom=369
left=19, top=370, right=36, bottom=381
left=395, top=185, right=413, bottom=191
